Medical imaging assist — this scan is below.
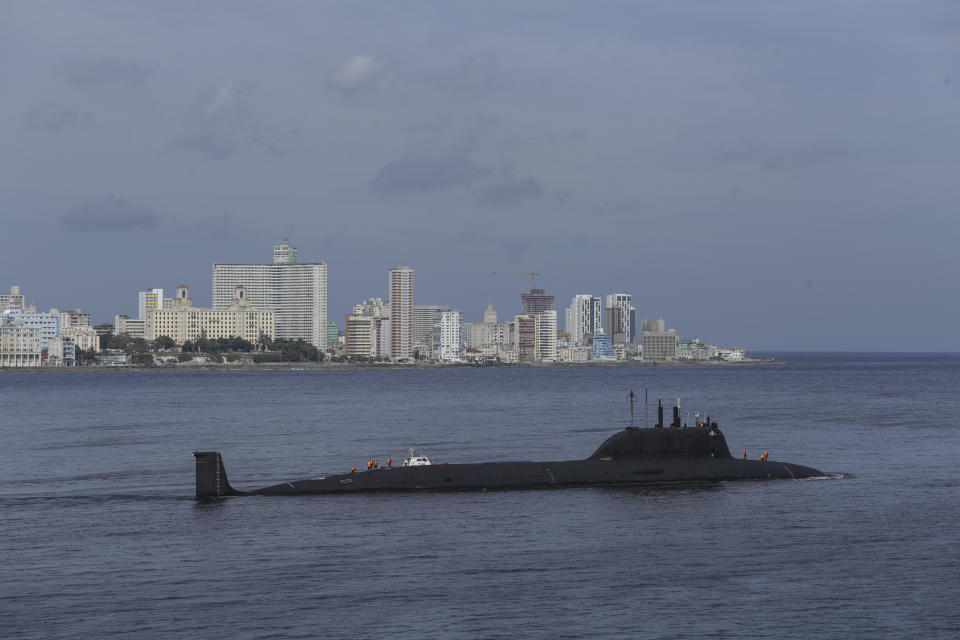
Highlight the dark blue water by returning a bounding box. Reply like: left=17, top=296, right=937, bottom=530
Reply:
left=2, top=354, right=959, bottom=639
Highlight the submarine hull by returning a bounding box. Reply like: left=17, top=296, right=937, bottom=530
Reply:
left=215, top=458, right=823, bottom=497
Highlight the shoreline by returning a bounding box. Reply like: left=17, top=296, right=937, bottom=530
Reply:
left=0, top=358, right=782, bottom=373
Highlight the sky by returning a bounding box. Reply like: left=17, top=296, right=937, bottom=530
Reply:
left=2, top=1, right=958, bottom=350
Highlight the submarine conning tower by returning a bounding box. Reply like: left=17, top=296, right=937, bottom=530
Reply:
left=590, top=398, right=730, bottom=460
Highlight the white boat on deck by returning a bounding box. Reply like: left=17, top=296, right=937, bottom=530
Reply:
left=402, top=448, right=432, bottom=467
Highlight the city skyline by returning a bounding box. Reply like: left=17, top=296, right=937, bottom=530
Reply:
left=2, top=3, right=957, bottom=351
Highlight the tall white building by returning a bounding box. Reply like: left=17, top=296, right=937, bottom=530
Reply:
left=435, top=310, right=463, bottom=362
left=212, top=240, right=327, bottom=347
left=566, top=294, right=602, bottom=345
left=389, top=266, right=414, bottom=359
left=138, top=289, right=164, bottom=320
left=538, top=309, right=557, bottom=362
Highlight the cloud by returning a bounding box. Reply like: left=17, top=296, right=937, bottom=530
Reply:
left=63, top=58, right=154, bottom=86
left=190, top=213, right=235, bottom=239
left=166, top=130, right=238, bottom=159
left=371, top=154, right=481, bottom=194
left=23, top=103, right=92, bottom=132
left=61, top=196, right=159, bottom=233
left=478, top=177, right=543, bottom=206
left=370, top=115, right=497, bottom=194
left=497, top=241, right=530, bottom=264
left=328, top=53, right=387, bottom=94
left=185, top=81, right=256, bottom=129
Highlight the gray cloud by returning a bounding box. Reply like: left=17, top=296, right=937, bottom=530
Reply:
left=23, top=103, right=92, bottom=132
left=61, top=196, right=159, bottom=233
left=166, top=131, right=238, bottom=159
left=437, top=53, right=500, bottom=94
left=478, top=177, right=543, bottom=206
left=64, top=58, right=154, bottom=86
left=328, top=53, right=387, bottom=95
left=190, top=214, right=235, bottom=239
left=185, top=81, right=257, bottom=129
left=371, top=116, right=497, bottom=194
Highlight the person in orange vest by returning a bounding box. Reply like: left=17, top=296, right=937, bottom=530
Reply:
left=367, top=459, right=373, bottom=471
left=351, top=466, right=357, bottom=473
left=743, top=449, right=747, bottom=460
left=374, top=459, right=379, bottom=469
left=761, top=450, right=768, bottom=462
left=387, top=457, right=392, bottom=468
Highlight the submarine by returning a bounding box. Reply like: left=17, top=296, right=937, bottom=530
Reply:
left=193, top=399, right=824, bottom=498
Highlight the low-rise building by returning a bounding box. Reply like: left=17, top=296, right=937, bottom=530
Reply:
left=61, top=325, right=100, bottom=351
left=717, top=346, right=746, bottom=361
left=642, top=330, right=679, bottom=361
left=114, top=315, right=146, bottom=339
left=677, top=337, right=718, bottom=361
left=146, top=285, right=274, bottom=345
left=592, top=334, right=615, bottom=360
left=1, top=316, right=42, bottom=367
left=46, top=336, right=76, bottom=366
left=1, top=310, right=60, bottom=348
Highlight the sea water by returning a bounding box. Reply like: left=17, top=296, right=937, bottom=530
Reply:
left=2, top=353, right=959, bottom=638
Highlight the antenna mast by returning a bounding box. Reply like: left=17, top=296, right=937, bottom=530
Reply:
left=629, top=390, right=635, bottom=428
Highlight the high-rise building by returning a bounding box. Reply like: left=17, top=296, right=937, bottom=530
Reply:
left=565, top=294, right=602, bottom=345
left=513, top=315, right=540, bottom=363
left=114, top=315, right=146, bottom=339
left=352, top=297, right=388, bottom=318
left=538, top=309, right=557, bottom=362
left=389, top=266, right=414, bottom=359
left=642, top=317, right=665, bottom=333
left=212, top=240, right=327, bottom=347
left=413, top=304, right=450, bottom=351
left=138, top=289, right=164, bottom=320
left=59, top=308, right=91, bottom=328
left=344, top=315, right=376, bottom=358
left=327, top=320, right=340, bottom=346
left=435, top=310, right=463, bottom=362
left=521, top=288, right=555, bottom=315
left=605, top=293, right=634, bottom=344
left=483, top=302, right=497, bottom=324
left=604, top=306, right=627, bottom=345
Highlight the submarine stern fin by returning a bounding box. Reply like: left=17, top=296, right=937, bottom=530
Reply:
left=193, top=451, right=242, bottom=498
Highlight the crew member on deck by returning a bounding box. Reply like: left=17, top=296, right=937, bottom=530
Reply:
left=351, top=466, right=357, bottom=473
left=743, top=449, right=747, bottom=459
left=367, top=459, right=373, bottom=471
left=387, top=457, right=392, bottom=468
left=761, top=450, right=768, bottom=462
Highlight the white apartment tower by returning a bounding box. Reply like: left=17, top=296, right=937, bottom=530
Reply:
left=566, top=294, right=602, bottom=345
left=538, top=309, right=557, bottom=362
left=389, top=266, right=414, bottom=359
left=436, top=310, right=463, bottom=362
left=212, top=240, right=327, bottom=347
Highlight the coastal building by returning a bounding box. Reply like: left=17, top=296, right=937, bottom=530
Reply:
left=344, top=314, right=376, bottom=359
left=435, top=310, right=463, bottom=362
left=604, top=305, right=627, bottom=345
left=114, top=315, right=146, bottom=339
left=412, top=304, right=450, bottom=352
left=352, top=297, right=388, bottom=318
left=677, top=337, right=718, bottom=361
left=138, top=288, right=164, bottom=320
left=592, top=334, right=615, bottom=360
left=0, top=285, right=27, bottom=313
left=1, top=310, right=60, bottom=348
left=60, top=325, right=100, bottom=352
left=389, top=266, right=414, bottom=359
left=717, top=346, right=746, bottom=361
left=642, top=329, right=678, bottom=361
left=538, top=309, right=557, bottom=362
left=514, top=315, right=540, bottom=363
left=147, top=285, right=274, bottom=344
left=46, top=335, right=76, bottom=366
left=212, top=239, right=327, bottom=347
left=565, top=294, right=602, bottom=346
left=0, top=316, right=42, bottom=367
left=641, top=317, right=665, bottom=334
left=605, top=293, right=635, bottom=343
left=94, top=323, right=114, bottom=340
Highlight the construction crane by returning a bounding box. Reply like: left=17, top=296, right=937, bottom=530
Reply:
left=516, top=271, right=540, bottom=290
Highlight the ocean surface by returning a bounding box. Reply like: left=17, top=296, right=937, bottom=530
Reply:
left=2, top=353, right=959, bottom=639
